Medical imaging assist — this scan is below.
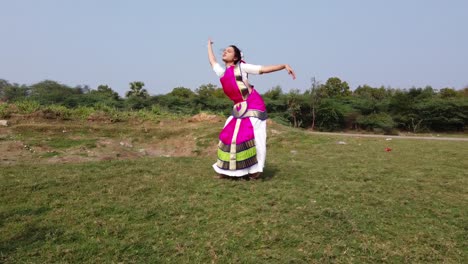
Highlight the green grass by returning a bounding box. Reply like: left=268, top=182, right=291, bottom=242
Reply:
left=1, top=122, right=467, bottom=263
left=24, top=138, right=97, bottom=149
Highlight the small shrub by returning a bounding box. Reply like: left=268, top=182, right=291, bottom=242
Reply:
left=268, top=113, right=291, bottom=127
left=135, top=109, right=155, bottom=121
left=357, top=113, right=396, bottom=133
left=15, top=100, right=41, bottom=114
left=0, top=103, right=11, bottom=118
left=42, top=105, right=72, bottom=120
left=70, top=106, right=95, bottom=120
left=151, top=105, right=162, bottom=115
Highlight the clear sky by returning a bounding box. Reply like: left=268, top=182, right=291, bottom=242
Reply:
left=1, top=0, right=467, bottom=96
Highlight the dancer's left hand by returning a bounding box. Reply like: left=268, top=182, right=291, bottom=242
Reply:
left=285, top=65, right=296, bottom=80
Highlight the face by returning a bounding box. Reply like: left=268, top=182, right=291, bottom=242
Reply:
left=222, top=47, right=237, bottom=63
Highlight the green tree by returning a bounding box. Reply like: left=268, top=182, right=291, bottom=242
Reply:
left=459, top=87, right=468, bottom=97
left=322, top=77, right=351, bottom=97
left=408, top=86, right=435, bottom=101
left=196, top=84, right=219, bottom=99
left=438, top=88, right=459, bottom=98
left=95, top=85, right=120, bottom=100
left=124, top=96, right=151, bottom=110
left=352, top=85, right=393, bottom=116
left=125, top=81, right=149, bottom=98
left=263, top=85, right=287, bottom=116
left=305, top=77, right=323, bottom=130
left=389, top=87, right=437, bottom=132
left=193, top=84, right=230, bottom=114
left=356, top=113, right=396, bottom=134
left=168, top=87, right=195, bottom=98
left=263, top=85, right=283, bottom=100
left=286, top=89, right=302, bottom=128
left=74, top=85, right=91, bottom=94
left=153, top=87, right=197, bottom=114
left=29, top=80, right=78, bottom=105
left=77, top=85, right=122, bottom=108
left=0, top=79, right=8, bottom=100
left=0, top=79, right=29, bottom=102
left=414, top=98, right=467, bottom=131
left=354, top=85, right=390, bottom=101
left=316, top=98, right=353, bottom=131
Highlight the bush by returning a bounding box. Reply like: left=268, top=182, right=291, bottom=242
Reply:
left=357, top=113, right=396, bottom=134
left=415, top=98, right=467, bottom=131
left=151, top=105, right=162, bottom=115
left=268, top=113, right=290, bottom=126
left=315, top=99, right=354, bottom=131
left=133, top=109, right=158, bottom=121
left=69, top=106, right=95, bottom=120
left=42, top=105, right=73, bottom=120
left=0, top=103, right=11, bottom=118
left=15, top=100, right=41, bottom=114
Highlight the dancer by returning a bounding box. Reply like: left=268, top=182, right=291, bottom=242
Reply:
left=208, top=38, right=295, bottom=179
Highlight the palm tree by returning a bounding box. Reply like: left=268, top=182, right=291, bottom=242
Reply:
left=125, top=81, right=149, bottom=98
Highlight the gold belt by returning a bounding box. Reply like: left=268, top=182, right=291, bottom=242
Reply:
left=232, top=102, right=268, bottom=120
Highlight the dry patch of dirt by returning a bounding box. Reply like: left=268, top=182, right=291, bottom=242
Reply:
left=0, top=115, right=223, bottom=165
left=188, top=113, right=223, bottom=123
left=0, top=114, right=288, bottom=165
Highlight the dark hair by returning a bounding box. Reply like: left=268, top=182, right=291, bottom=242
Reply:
left=229, top=45, right=242, bottom=64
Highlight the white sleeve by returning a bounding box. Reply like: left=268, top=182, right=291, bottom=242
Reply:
left=240, top=63, right=262, bottom=75
left=212, top=63, right=225, bottom=77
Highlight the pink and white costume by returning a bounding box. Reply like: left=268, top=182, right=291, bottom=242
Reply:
left=212, top=62, right=267, bottom=177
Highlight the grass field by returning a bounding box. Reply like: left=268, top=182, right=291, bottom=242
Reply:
left=1, top=117, right=467, bottom=263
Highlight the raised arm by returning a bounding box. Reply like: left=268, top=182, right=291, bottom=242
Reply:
left=207, top=38, right=217, bottom=67
left=260, top=64, right=296, bottom=80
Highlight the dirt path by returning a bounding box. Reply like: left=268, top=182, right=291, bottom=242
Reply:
left=308, top=131, right=468, bottom=141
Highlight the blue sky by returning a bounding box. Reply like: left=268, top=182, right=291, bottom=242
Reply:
left=1, top=0, right=467, bottom=96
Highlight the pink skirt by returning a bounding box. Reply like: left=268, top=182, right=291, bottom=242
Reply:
left=213, top=116, right=266, bottom=177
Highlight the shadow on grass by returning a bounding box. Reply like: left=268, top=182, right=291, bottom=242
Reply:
left=0, top=222, right=64, bottom=258
left=260, top=164, right=278, bottom=181
left=217, top=164, right=278, bottom=182
left=0, top=206, right=50, bottom=228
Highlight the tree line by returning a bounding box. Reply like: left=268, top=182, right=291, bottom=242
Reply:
left=1, top=78, right=467, bottom=133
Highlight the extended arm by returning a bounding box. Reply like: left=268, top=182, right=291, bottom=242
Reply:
left=207, top=38, right=217, bottom=67
left=260, top=64, right=296, bottom=80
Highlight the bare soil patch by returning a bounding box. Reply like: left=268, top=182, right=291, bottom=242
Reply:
left=0, top=115, right=223, bottom=165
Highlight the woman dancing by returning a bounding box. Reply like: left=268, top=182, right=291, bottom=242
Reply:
left=208, top=38, right=295, bottom=179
